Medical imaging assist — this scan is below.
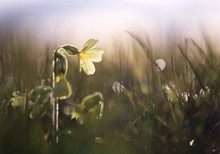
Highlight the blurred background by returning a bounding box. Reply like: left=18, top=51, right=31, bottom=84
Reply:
left=1, top=1, right=220, bottom=153
left=0, top=0, right=220, bottom=50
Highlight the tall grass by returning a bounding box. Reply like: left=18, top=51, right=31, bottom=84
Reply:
left=0, top=28, right=220, bottom=153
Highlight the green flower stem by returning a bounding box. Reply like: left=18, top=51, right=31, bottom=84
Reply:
left=55, top=98, right=59, bottom=143
left=52, top=47, right=61, bottom=143
left=52, top=46, right=75, bottom=143
left=51, top=40, right=102, bottom=143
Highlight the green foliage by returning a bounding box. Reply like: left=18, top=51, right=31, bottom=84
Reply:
left=29, top=85, right=52, bottom=119
left=63, top=91, right=104, bottom=124
left=10, top=83, right=52, bottom=119
left=1, top=31, right=220, bottom=153
left=55, top=77, right=72, bottom=100
left=10, top=91, right=26, bottom=112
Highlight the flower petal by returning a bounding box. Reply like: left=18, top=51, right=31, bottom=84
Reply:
left=82, top=48, right=104, bottom=62
left=82, top=39, right=98, bottom=51
left=79, top=54, right=95, bottom=75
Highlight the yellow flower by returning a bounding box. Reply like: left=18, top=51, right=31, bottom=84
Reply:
left=78, top=39, right=104, bottom=75
left=61, top=39, right=104, bottom=75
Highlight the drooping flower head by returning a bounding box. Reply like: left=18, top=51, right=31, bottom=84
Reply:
left=62, top=39, right=104, bottom=75
left=53, top=39, right=104, bottom=99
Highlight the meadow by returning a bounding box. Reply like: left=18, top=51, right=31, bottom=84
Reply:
left=0, top=27, right=220, bottom=154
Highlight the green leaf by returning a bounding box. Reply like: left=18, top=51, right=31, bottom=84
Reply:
left=29, top=85, right=52, bottom=103
left=29, top=104, right=47, bottom=119
left=81, top=92, right=103, bottom=112
left=10, top=85, right=52, bottom=116
left=63, top=104, right=83, bottom=120
left=63, top=92, right=104, bottom=124
left=29, top=85, right=52, bottom=119
left=55, top=76, right=73, bottom=100
left=10, top=91, right=26, bottom=113
left=62, top=45, right=79, bottom=55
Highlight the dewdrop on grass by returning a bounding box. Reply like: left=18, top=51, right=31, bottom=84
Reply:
left=112, top=81, right=125, bottom=93
left=199, top=86, right=210, bottom=96
left=155, top=59, right=166, bottom=71
left=162, top=82, right=178, bottom=102
left=189, top=139, right=195, bottom=146
left=181, top=92, right=198, bottom=102
left=182, top=92, right=190, bottom=102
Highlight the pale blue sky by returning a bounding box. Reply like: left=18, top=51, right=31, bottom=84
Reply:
left=0, top=0, right=220, bottom=46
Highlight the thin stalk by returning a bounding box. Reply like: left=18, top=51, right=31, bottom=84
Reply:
left=24, top=82, right=29, bottom=120
left=128, top=32, right=183, bottom=104
left=190, top=39, right=215, bottom=71
left=168, top=102, right=178, bottom=125
left=185, top=39, right=189, bottom=88
left=99, top=100, right=104, bottom=118
left=52, top=48, right=59, bottom=143
left=178, top=45, right=206, bottom=91
left=55, top=98, right=59, bottom=143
